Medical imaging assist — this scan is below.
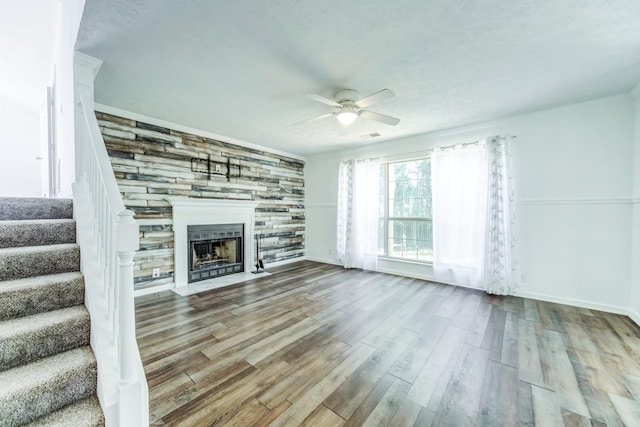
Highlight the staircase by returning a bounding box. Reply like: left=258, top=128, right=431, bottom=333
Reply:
left=0, top=197, right=104, bottom=426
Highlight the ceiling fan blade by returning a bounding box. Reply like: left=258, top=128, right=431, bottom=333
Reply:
left=359, top=110, right=400, bottom=126
left=355, top=89, right=395, bottom=108
left=295, top=112, right=335, bottom=125
left=306, top=94, right=342, bottom=108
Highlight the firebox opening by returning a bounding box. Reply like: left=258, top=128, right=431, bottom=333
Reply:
left=188, top=223, right=244, bottom=283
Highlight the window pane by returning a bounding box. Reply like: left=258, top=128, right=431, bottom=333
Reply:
left=378, top=165, right=386, bottom=218
left=380, top=158, right=433, bottom=262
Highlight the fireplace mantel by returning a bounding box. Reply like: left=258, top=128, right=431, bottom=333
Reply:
left=167, top=198, right=258, bottom=289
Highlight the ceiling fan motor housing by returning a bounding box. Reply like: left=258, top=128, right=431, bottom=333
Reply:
left=334, top=89, right=360, bottom=105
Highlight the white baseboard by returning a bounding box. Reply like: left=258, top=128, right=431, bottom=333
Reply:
left=378, top=267, right=639, bottom=323
left=377, top=266, right=432, bottom=281
left=265, top=256, right=309, bottom=268
left=627, top=308, right=640, bottom=327
left=305, top=256, right=341, bottom=266
left=134, top=284, right=173, bottom=297
left=516, top=290, right=628, bottom=316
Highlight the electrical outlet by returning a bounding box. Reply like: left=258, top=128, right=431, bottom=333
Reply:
left=152, top=268, right=160, bottom=278
left=215, top=164, right=221, bottom=173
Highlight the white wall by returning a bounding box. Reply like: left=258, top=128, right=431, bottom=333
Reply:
left=306, top=95, right=635, bottom=313
left=0, top=97, right=43, bottom=197
left=630, top=87, right=640, bottom=323
left=53, top=0, right=86, bottom=198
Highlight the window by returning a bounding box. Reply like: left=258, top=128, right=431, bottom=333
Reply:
left=379, top=158, right=433, bottom=262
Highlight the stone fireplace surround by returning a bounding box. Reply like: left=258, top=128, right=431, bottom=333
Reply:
left=167, top=198, right=258, bottom=294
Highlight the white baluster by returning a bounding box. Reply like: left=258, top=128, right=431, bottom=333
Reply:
left=116, top=210, right=139, bottom=380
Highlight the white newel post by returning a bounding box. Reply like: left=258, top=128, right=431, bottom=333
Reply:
left=115, top=209, right=142, bottom=423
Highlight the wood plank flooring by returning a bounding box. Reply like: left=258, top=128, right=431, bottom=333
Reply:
left=135, top=261, right=640, bottom=426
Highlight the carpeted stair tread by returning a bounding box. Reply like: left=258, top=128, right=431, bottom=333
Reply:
left=0, top=219, right=76, bottom=248
left=0, top=306, right=90, bottom=371
left=0, top=243, right=80, bottom=281
left=0, top=346, right=97, bottom=426
left=0, top=197, right=73, bottom=221
left=25, top=396, right=104, bottom=427
left=0, top=272, right=84, bottom=321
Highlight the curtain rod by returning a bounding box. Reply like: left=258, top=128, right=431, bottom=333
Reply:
left=430, top=135, right=517, bottom=152
left=379, top=135, right=517, bottom=163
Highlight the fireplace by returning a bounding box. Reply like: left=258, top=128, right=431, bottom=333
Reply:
left=167, top=198, right=257, bottom=290
left=188, top=224, right=243, bottom=283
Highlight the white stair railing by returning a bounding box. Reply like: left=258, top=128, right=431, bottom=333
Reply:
left=73, top=53, right=148, bottom=427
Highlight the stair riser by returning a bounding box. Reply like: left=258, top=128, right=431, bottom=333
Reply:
left=25, top=397, right=105, bottom=427
left=0, top=198, right=73, bottom=221
left=0, top=316, right=90, bottom=372
left=0, top=221, right=76, bottom=248
left=0, top=276, right=85, bottom=321
left=0, top=361, right=97, bottom=426
left=0, top=246, right=80, bottom=281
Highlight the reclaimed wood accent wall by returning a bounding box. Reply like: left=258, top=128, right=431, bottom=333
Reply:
left=97, top=111, right=305, bottom=289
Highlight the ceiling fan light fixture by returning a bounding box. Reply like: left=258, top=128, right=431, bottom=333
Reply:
left=336, top=111, right=358, bottom=126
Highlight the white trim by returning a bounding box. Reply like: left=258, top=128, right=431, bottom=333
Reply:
left=172, top=271, right=273, bottom=296
left=517, top=197, right=635, bottom=206
left=377, top=266, right=635, bottom=317
left=628, top=308, right=640, bottom=327
left=74, top=52, right=103, bottom=79
left=134, top=284, right=173, bottom=298
left=305, top=256, right=341, bottom=266
left=166, top=197, right=259, bottom=210
left=264, top=255, right=309, bottom=268
left=376, top=265, right=469, bottom=288
left=378, top=256, right=433, bottom=267
left=516, top=290, right=628, bottom=315
left=94, top=103, right=305, bottom=161
left=381, top=150, right=433, bottom=164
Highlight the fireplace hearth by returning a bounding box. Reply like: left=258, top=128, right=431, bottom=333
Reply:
left=188, top=223, right=243, bottom=283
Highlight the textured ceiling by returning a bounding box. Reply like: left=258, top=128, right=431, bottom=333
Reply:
left=76, top=0, right=640, bottom=156
left=1, top=1, right=55, bottom=111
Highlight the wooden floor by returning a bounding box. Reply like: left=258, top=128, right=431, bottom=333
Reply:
left=135, top=261, right=640, bottom=426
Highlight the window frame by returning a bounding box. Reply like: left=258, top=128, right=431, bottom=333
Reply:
left=379, top=157, right=434, bottom=264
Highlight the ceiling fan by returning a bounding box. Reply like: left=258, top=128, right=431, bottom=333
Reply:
left=298, top=88, right=400, bottom=127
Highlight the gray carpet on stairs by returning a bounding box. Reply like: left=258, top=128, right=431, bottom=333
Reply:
left=0, top=197, right=73, bottom=220
left=0, top=346, right=98, bottom=427
left=0, top=306, right=90, bottom=371
left=0, top=243, right=80, bottom=281
left=25, top=396, right=105, bottom=427
left=0, top=219, right=76, bottom=248
left=0, top=272, right=85, bottom=321
left=0, top=197, right=105, bottom=426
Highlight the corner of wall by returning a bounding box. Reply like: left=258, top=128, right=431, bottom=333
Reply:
left=630, top=83, right=640, bottom=322
left=628, top=307, right=640, bottom=328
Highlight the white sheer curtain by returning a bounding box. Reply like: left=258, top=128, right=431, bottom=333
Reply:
left=432, top=142, right=488, bottom=288
left=431, top=136, right=520, bottom=295
left=336, top=158, right=380, bottom=271
left=484, top=135, right=520, bottom=295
